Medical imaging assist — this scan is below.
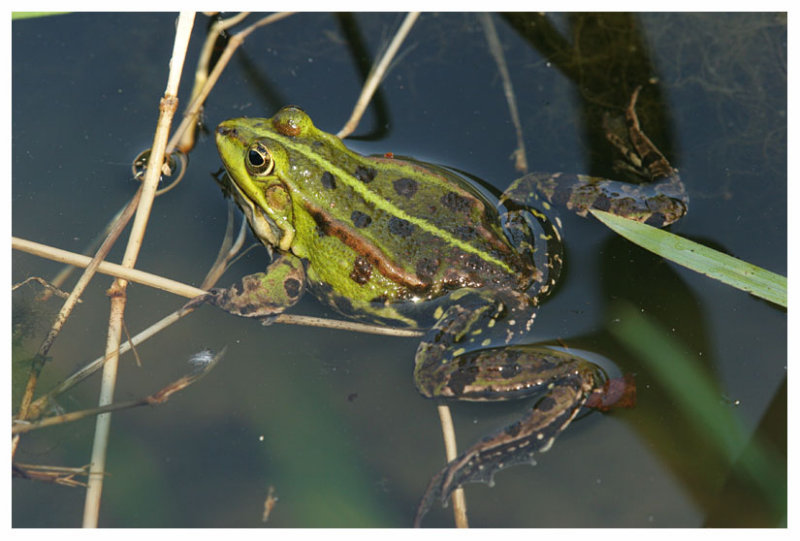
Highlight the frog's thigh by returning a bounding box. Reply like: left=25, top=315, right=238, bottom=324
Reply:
left=204, top=254, right=306, bottom=318
left=416, top=340, right=597, bottom=402
left=503, top=171, right=687, bottom=227
left=444, top=349, right=597, bottom=471
left=413, top=289, right=521, bottom=392
left=414, top=345, right=600, bottom=523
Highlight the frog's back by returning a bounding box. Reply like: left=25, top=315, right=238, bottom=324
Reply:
left=227, top=108, right=539, bottom=309
left=289, top=137, right=536, bottom=299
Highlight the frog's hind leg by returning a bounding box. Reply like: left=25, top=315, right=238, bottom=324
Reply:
left=606, top=85, right=674, bottom=181
left=500, top=86, right=688, bottom=228
left=501, top=205, right=563, bottom=300
left=413, top=342, right=602, bottom=526
left=413, top=293, right=603, bottom=525
left=506, top=170, right=687, bottom=227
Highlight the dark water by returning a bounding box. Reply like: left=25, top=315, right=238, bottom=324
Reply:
left=12, top=13, right=786, bottom=527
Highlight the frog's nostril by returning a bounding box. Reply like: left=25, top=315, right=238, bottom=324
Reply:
left=217, top=125, right=237, bottom=137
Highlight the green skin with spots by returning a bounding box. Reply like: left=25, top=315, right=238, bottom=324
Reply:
left=207, top=87, right=687, bottom=525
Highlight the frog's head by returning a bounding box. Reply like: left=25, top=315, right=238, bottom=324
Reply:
left=216, top=110, right=307, bottom=252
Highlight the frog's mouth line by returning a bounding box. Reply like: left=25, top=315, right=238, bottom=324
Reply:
left=226, top=176, right=285, bottom=250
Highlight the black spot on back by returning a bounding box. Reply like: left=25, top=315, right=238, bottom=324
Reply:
left=446, top=364, right=479, bottom=395
left=591, top=193, right=611, bottom=211
left=354, top=165, right=377, bottom=183
left=552, top=182, right=575, bottom=206
left=393, top=177, right=418, bottom=198
left=320, top=171, right=336, bottom=189
left=440, top=191, right=472, bottom=213
left=416, top=257, right=440, bottom=282
left=351, top=210, right=372, bottom=228
left=388, top=216, right=414, bottom=237
left=537, top=396, right=556, bottom=412
left=333, top=295, right=353, bottom=314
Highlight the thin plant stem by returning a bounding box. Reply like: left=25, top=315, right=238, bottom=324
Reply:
left=436, top=405, right=469, bottom=528
left=12, top=277, right=72, bottom=298
left=16, top=233, right=421, bottom=419
left=479, top=13, right=528, bottom=173
left=11, top=188, right=143, bottom=458
left=12, top=236, right=421, bottom=337
left=337, top=12, right=419, bottom=139
left=199, top=203, right=249, bottom=289
left=14, top=348, right=226, bottom=436
left=13, top=463, right=91, bottom=488
left=177, top=11, right=251, bottom=153
left=13, top=236, right=207, bottom=299
left=82, top=12, right=195, bottom=528
left=166, top=12, right=294, bottom=157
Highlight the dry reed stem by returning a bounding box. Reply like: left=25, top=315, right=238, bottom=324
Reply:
left=337, top=12, right=419, bottom=139
left=13, top=236, right=421, bottom=337
left=479, top=13, right=528, bottom=173
left=436, top=405, right=469, bottom=528
left=166, top=12, right=293, bottom=158
left=11, top=189, right=144, bottom=459
left=13, top=236, right=207, bottom=299
left=14, top=348, right=225, bottom=436
left=16, top=232, right=421, bottom=419
left=177, top=11, right=251, bottom=153
left=82, top=12, right=196, bottom=528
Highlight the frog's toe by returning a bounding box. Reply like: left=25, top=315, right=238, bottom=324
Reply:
left=414, top=434, right=538, bottom=527
left=413, top=467, right=446, bottom=527
left=415, top=367, right=597, bottom=525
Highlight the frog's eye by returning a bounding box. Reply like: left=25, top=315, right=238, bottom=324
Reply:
left=245, top=142, right=275, bottom=177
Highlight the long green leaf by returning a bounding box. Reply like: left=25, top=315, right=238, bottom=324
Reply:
left=591, top=210, right=786, bottom=307
left=609, top=302, right=786, bottom=520
left=12, top=12, right=68, bottom=20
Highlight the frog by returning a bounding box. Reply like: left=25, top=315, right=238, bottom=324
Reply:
left=198, top=86, right=687, bottom=525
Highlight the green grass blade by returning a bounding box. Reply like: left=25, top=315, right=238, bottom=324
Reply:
left=12, top=12, right=68, bottom=20
left=609, top=302, right=786, bottom=521
left=590, top=210, right=786, bottom=308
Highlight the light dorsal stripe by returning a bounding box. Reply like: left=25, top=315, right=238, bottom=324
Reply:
left=262, top=130, right=514, bottom=273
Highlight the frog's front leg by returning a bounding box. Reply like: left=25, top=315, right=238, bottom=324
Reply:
left=188, top=254, right=306, bottom=320
left=412, top=291, right=602, bottom=525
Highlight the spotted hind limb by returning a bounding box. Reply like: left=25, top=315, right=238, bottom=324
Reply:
left=413, top=345, right=603, bottom=526
left=500, top=86, right=688, bottom=228
left=499, top=204, right=564, bottom=301
left=184, top=254, right=306, bottom=321
left=413, top=288, right=535, bottom=389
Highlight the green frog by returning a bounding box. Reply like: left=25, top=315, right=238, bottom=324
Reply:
left=201, top=86, right=687, bottom=525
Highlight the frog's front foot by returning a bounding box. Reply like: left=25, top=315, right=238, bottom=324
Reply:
left=413, top=342, right=602, bottom=526
left=187, top=254, right=306, bottom=320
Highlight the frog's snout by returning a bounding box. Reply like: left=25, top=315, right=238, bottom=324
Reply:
left=216, top=125, right=238, bottom=138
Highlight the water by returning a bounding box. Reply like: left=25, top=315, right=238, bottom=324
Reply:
left=12, top=12, right=786, bottom=527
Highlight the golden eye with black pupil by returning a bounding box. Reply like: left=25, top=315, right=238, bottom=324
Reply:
left=245, top=142, right=274, bottom=176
